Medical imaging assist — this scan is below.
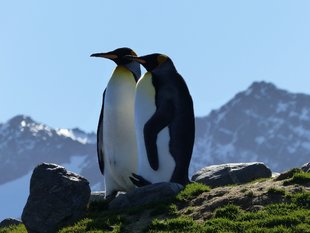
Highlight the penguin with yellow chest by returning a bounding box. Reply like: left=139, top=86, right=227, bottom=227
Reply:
left=91, top=48, right=141, bottom=198
left=127, top=53, right=195, bottom=186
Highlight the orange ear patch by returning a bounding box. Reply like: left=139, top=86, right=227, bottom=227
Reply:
left=130, top=50, right=137, bottom=56
left=157, top=54, right=168, bottom=64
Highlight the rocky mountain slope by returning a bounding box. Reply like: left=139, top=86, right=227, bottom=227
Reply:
left=191, top=81, right=310, bottom=174
left=1, top=81, right=310, bottom=187
left=0, top=115, right=100, bottom=187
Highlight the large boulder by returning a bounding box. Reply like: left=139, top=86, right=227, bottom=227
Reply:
left=0, top=218, right=22, bottom=228
left=109, top=182, right=183, bottom=210
left=192, top=162, right=272, bottom=187
left=22, top=163, right=91, bottom=233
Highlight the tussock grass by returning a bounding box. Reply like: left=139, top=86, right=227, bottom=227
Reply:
left=267, top=187, right=286, bottom=196
left=175, top=182, right=210, bottom=202
left=145, top=189, right=310, bottom=233
left=284, top=172, right=310, bottom=186
left=146, top=201, right=310, bottom=233
left=0, top=224, right=26, bottom=233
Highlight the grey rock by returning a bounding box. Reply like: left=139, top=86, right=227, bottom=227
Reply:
left=0, top=218, right=22, bottom=228
left=192, top=162, right=272, bottom=187
left=301, top=162, right=310, bottom=172
left=22, top=163, right=91, bottom=233
left=89, top=191, right=106, bottom=203
left=109, top=182, right=183, bottom=210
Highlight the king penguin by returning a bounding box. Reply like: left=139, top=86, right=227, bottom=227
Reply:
left=91, top=48, right=141, bottom=198
left=127, top=53, right=195, bottom=186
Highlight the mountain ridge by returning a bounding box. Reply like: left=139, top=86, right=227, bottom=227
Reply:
left=191, top=81, right=310, bottom=174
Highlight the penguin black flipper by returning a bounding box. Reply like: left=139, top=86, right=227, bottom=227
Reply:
left=129, top=173, right=152, bottom=187
left=144, top=99, right=174, bottom=171
left=97, top=90, right=106, bottom=174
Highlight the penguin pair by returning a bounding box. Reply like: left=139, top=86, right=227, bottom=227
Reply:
left=91, top=48, right=195, bottom=197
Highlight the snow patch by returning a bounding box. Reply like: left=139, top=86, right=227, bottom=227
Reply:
left=255, top=136, right=265, bottom=145
left=300, top=108, right=309, bottom=121
left=276, top=102, right=288, bottom=113
left=292, top=126, right=310, bottom=138
left=56, top=129, right=95, bottom=144
left=215, top=111, right=226, bottom=124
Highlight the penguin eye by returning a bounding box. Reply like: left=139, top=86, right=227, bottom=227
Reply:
left=157, top=55, right=168, bottom=64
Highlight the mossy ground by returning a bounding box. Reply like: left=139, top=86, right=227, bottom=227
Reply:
left=2, top=171, right=309, bottom=233
left=0, top=224, right=26, bottom=233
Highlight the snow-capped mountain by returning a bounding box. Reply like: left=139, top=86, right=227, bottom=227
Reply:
left=191, top=81, right=310, bottom=175
left=0, top=115, right=101, bottom=187
left=1, top=82, right=309, bottom=186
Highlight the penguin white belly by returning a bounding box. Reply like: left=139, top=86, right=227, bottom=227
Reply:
left=135, top=72, right=175, bottom=184
left=103, top=66, right=137, bottom=193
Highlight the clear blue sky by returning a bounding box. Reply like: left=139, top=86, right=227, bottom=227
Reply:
left=1, top=1, right=310, bottom=132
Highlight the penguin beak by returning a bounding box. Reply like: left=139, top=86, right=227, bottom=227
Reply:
left=124, top=55, right=146, bottom=64
left=90, top=52, right=118, bottom=60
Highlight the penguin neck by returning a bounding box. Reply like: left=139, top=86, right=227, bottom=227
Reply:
left=151, top=60, right=177, bottom=85
left=153, top=59, right=177, bottom=76
left=123, top=61, right=141, bottom=82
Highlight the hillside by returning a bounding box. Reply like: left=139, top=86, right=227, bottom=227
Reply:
left=2, top=168, right=309, bottom=233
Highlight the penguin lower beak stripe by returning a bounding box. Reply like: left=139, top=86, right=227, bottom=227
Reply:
left=90, top=53, right=118, bottom=59
left=134, top=58, right=146, bottom=64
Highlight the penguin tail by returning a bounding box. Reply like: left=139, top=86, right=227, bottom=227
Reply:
left=130, top=173, right=152, bottom=187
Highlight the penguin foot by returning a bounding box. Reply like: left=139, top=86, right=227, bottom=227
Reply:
left=105, top=191, right=118, bottom=201
left=130, top=173, right=152, bottom=187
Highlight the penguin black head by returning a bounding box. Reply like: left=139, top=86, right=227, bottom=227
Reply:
left=90, top=47, right=138, bottom=65
left=91, top=47, right=141, bottom=80
left=125, top=53, right=173, bottom=72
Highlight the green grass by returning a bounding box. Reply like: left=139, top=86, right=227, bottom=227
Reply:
left=146, top=204, right=310, bottom=233
left=213, top=204, right=242, bottom=220
left=150, top=203, right=178, bottom=217
left=276, top=168, right=302, bottom=181
left=2, top=183, right=309, bottom=233
left=290, top=191, right=310, bottom=208
left=146, top=217, right=205, bottom=233
left=0, top=224, right=26, bottom=233
left=145, top=189, right=310, bottom=233
left=175, top=182, right=210, bottom=202
left=267, top=187, right=286, bottom=196
left=59, top=214, right=126, bottom=233
left=146, top=201, right=310, bottom=233
left=283, top=171, right=310, bottom=186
